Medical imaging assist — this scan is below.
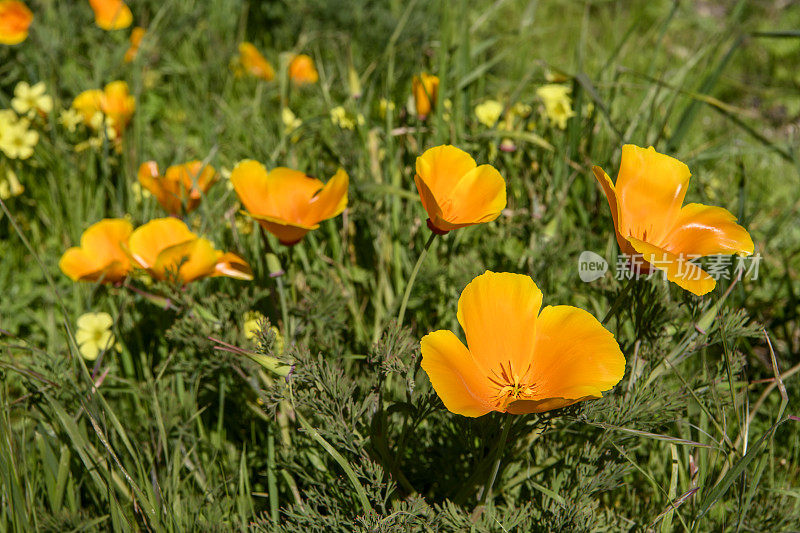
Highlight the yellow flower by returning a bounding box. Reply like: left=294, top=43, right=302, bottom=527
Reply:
left=11, top=81, right=53, bottom=117
left=412, top=73, right=439, bottom=119
left=89, top=0, right=132, bottom=31
left=58, top=108, right=83, bottom=132
left=420, top=271, right=625, bottom=417
left=512, top=102, right=532, bottom=118
left=0, top=168, right=23, bottom=199
left=536, top=84, right=575, bottom=129
left=235, top=215, right=253, bottom=235
left=474, top=99, right=503, bottom=128
left=243, top=311, right=266, bottom=340
left=347, top=64, right=362, bottom=99
left=0, top=109, right=15, bottom=125
left=330, top=105, right=359, bottom=130
left=378, top=98, right=395, bottom=118
left=130, top=180, right=151, bottom=204
left=0, top=1, right=32, bottom=45
left=0, top=115, right=38, bottom=159
left=281, top=107, right=302, bottom=133
left=75, top=312, right=117, bottom=361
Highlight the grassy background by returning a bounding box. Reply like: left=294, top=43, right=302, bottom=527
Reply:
left=1, top=0, right=799, bottom=530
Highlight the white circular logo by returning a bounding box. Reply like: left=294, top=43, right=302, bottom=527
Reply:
left=578, top=251, right=608, bottom=282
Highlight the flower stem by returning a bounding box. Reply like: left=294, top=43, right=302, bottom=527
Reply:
left=602, top=280, right=632, bottom=324
left=276, top=275, right=290, bottom=337
left=397, top=232, right=437, bottom=325
left=481, top=413, right=513, bottom=505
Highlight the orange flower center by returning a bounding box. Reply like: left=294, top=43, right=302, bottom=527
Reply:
left=487, top=361, right=536, bottom=409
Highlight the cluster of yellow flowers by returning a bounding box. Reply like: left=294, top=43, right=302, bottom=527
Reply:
left=0, top=82, right=52, bottom=160
left=0, top=81, right=55, bottom=198
left=330, top=106, right=365, bottom=131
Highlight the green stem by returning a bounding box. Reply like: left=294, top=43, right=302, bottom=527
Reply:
left=276, top=276, right=290, bottom=338
left=602, top=279, right=632, bottom=325
left=480, top=413, right=513, bottom=505
left=397, top=232, right=437, bottom=325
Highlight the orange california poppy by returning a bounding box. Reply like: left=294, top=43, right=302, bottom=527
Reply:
left=71, top=81, right=135, bottom=138
left=138, top=160, right=217, bottom=215
left=421, top=271, right=625, bottom=417
left=100, top=81, right=135, bottom=137
left=59, top=218, right=133, bottom=283
left=0, top=1, right=32, bottom=45
left=124, top=26, right=145, bottom=62
left=89, top=0, right=132, bottom=30
left=412, top=73, right=439, bottom=119
left=414, top=145, right=506, bottom=234
left=238, top=42, right=275, bottom=81
left=128, top=218, right=252, bottom=284
left=593, top=144, right=754, bottom=296
left=288, top=54, right=318, bottom=85
left=230, top=160, right=348, bottom=245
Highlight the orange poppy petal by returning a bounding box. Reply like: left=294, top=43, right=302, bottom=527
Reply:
left=80, top=218, right=133, bottom=261
left=627, top=236, right=716, bottom=296
left=59, top=218, right=132, bottom=282
left=168, top=161, right=217, bottom=213
left=420, top=330, right=495, bottom=417
left=0, top=1, right=33, bottom=45
left=288, top=54, right=318, bottom=84
left=456, top=271, right=542, bottom=380
left=231, top=159, right=270, bottom=215
left=266, top=167, right=323, bottom=221
left=506, top=397, right=592, bottom=415
left=248, top=213, right=317, bottom=245
left=615, top=145, right=691, bottom=244
left=663, top=203, right=754, bottom=258
left=446, top=164, right=506, bottom=225
left=415, top=145, right=477, bottom=200
left=304, top=168, right=348, bottom=225
left=592, top=165, right=636, bottom=256
left=214, top=252, right=253, bottom=280
left=90, top=0, right=132, bottom=30
left=138, top=161, right=181, bottom=213
left=152, top=238, right=218, bottom=283
left=530, top=305, right=625, bottom=403
left=59, top=248, right=124, bottom=282
left=124, top=26, right=145, bottom=62
left=128, top=217, right=195, bottom=269
left=412, top=74, right=439, bottom=118
left=413, top=174, right=447, bottom=229
left=239, top=42, right=275, bottom=81
left=231, top=161, right=322, bottom=223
